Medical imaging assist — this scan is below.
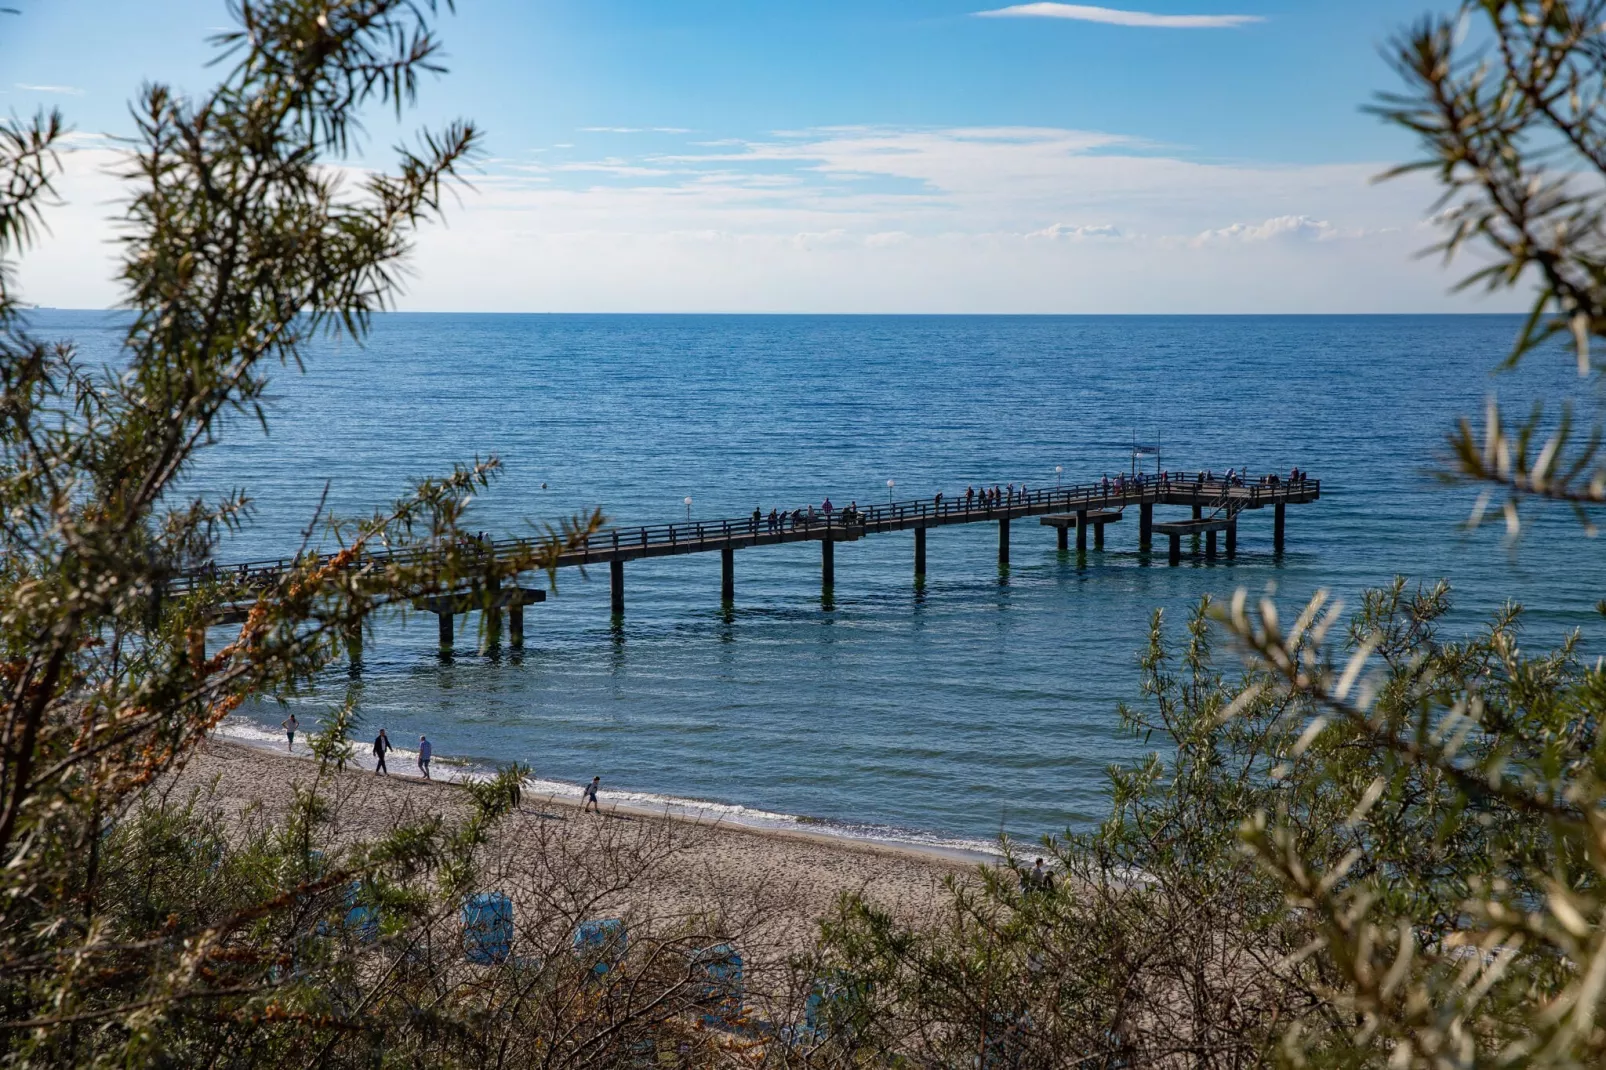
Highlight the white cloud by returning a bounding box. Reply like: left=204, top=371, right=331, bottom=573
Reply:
left=1027, top=222, right=1124, bottom=240
left=14, top=126, right=1518, bottom=314
left=1193, top=215, right=1338, bottom=244
left=975, top=4, right=1262, bottom=28
left=15, top=83, right=86, bottom=96
left=580, top=126, right=692, bottom=134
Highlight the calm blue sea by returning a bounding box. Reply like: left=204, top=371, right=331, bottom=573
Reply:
left=35, top=311, right=1605, bottom=851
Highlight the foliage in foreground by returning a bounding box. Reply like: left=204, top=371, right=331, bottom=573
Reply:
left=815, top=581, right=1597, bottom=1067
left=0, top=1, right=765, bottom=1065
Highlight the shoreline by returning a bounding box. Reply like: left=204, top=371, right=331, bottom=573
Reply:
left=216, top=719, right=1006, bottom=867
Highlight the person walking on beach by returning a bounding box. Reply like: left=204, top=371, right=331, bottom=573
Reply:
left=417, top=735, right=433, bottom=780
left=582, top=775, right=601, bottom=815
left=372, top=728, right=391, bottom=776
left=281, top=713, right=298, bottom=751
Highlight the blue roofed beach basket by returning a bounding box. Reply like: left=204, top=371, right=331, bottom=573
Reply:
left=462, top=892, right=513, bottom=965
left=804, top=969, right=872, bottom=1042
left=573, top=918, right=627, bottom=975
left=691, top=943, right=744, bottom=1028
left=343, top=881, right=379, bottom=944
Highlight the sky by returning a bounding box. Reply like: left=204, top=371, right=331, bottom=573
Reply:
left=2, top=1, right=1524, bottom=313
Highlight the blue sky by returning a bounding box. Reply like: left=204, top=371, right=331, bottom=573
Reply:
left=4, top=2, right=1522, bottom=313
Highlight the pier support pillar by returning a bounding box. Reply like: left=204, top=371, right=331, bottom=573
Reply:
left=1057, top=524, right=1069, bottom=552
left=1274, top=503, right=1286, bottom=554
left=1075, top=510, right=1087, bottom=552
left=1139, top=503, right=1153, bottom=551
left=1225, top=521, right=1237, bottom=560
left=1169, top=532, right=1181, bottom=565
left=610, top=559, right=625, bottom=616
left=509, top=604, right=524, bottom=647
left=437, top=612, right=453, bottom=651
left=1206, top=530, right=1218, bottom=560
left=1095, top=523, right=1105, bottom=551
left=483, top=578, right=502, bottom=650
left=914, top=526, right=927, bottom=578
left=822, top=538, right=835, bottom=592
left=1193, top=504, right=1202, bottom=521
left=721, top=545, right=735, bottom=603
left=344, top=623, right=363, bottom=670
left=998, top=518, right=1010, bottom=566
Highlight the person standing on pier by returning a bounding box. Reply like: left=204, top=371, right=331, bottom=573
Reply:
left=417, top=735, right=433, bottom=780
left=583, top=775, right=601, bottom=815
left=822, top=497, right=834, bottom=518
left=281, top=713, right=298, bottom=752
left=372, top=728, right=391, bottom=776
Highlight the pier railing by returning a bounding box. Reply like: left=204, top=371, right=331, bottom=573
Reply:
left=168, top=475, right=1319, bottom=596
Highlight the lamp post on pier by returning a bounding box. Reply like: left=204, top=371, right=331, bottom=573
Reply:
left=684, top=496, right=692, bottom=524
left=1055, top=465, right=1063, bottom=488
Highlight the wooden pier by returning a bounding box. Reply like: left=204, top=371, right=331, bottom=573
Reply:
left=175, top=473, right=1319, bottom=652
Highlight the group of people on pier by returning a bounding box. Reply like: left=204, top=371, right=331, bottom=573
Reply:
left=736, top=467, right=1316, bottom=537
left=757, top=498, right=868, bottom=533
left=962, top=484, right=1030, bottom=508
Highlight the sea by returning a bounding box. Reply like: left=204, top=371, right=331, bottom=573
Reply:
left=33, top=311, right=1605, bottom=855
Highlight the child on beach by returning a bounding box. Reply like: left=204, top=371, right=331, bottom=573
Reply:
left=582, top=776, right=601, bottom=815
left=1023, top=857, right=1055, bottom=895
left=281, top=713, right=298, bottom=751
left=372, top=728, right=391, bottom=776
left=418, top=735, right=432, bottom=780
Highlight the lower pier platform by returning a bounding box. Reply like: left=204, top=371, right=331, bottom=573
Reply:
left=1040, top=510, right=1122, bottom=551
left=414, top=586, right=546, bottom=649
left=1153, top=519, right=1237, bottom=564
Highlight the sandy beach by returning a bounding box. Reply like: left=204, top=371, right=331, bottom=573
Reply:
left=169, top=739, right=978, bottom=979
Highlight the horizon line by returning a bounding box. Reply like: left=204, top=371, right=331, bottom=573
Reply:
left=27, top=307, right=1524, bottom=318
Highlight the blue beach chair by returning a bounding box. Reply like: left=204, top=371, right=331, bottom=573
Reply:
left=573, top=918, right=627, bottom=975
left=462, top=892, right=513, bottom=965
